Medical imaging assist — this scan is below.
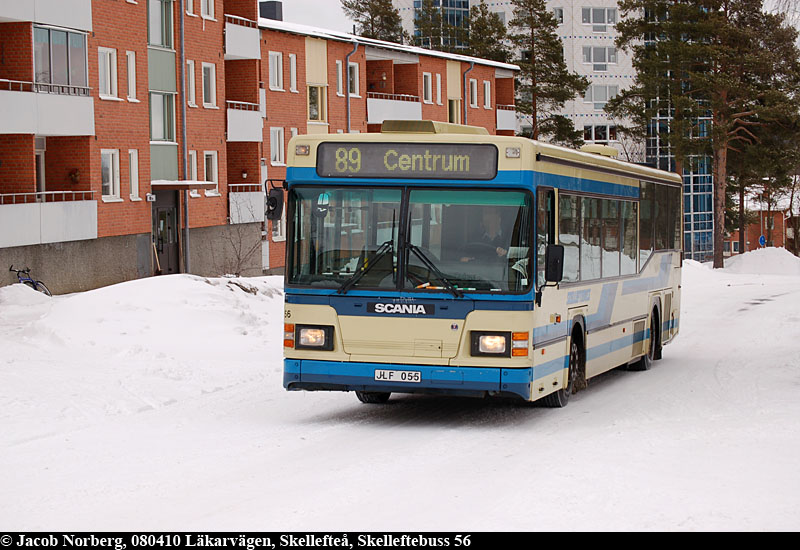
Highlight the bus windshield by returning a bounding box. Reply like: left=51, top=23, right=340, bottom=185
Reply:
left=288, top=186, right=532, bottom=293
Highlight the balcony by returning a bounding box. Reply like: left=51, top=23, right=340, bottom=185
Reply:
left=367, top=92, right=422, bottom=125
left=227, top=101, right=263, bottom=142
left=0, top=80, right=94, bottom=136
left=0, top=192, right=97, bottom=249
left=0, top=0, right=92, bottom=31
left=497, top=104, right=517, bottom=132
left=224, top=15, right=260, bottom=60
left=229, top=184, right=264, bottom=224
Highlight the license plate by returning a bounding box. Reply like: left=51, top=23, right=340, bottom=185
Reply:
left=374, top=369, right=421, bottom=383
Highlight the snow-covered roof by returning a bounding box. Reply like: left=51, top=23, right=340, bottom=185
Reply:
left=256, top=17, right=520, bottom=72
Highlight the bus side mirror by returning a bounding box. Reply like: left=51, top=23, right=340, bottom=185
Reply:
left=544, top=244, right=564, bottom=283
left=266, top=189, right=283, bottom=220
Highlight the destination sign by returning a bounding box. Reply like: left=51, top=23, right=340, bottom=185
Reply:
left=317, top=142, right=498, bottom=180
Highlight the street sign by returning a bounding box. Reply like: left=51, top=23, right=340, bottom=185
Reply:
left=759, top=235, right=766, bottom=247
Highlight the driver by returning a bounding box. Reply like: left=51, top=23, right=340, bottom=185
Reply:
left=461, top=208, right=508, bottom=262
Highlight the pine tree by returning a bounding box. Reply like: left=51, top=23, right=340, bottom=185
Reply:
left=509, top=0, right=589, bottom=145
left=609, top=0, right=800, bottom=268
left=463, top=1, right=510, bottom=63
left=340, top=0, right=404, bottom=43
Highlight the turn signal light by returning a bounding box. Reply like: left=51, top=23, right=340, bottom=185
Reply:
left=511, top=332, right=529, bottom=357
left=284, top=323, right=295, bottom=348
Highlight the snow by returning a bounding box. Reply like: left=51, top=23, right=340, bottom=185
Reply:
left=2, top=250, right=800, bottom=531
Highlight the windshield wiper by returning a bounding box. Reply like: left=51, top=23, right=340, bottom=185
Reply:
left=405, top=242, right=463, bottom=298
left=338, top=239, right=394, bottom=295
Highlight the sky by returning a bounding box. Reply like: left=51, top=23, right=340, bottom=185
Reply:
left=280, top=0, right=355, bottom=33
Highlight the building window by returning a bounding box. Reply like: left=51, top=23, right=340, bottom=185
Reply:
left=348, top=62, right=359, bottom=96
left=584, top=84, right=618, bottom=109
left=188, top=150, right=198, bottom=180
left=186, top=0, right=194, bottom=16
left=269, top=51, right=283, bottom=90
left=272, top=202, right=286, bottom=242
left=483, top=80, right=491, bottom=109
left=149, top=0, right=173, bottom=49
left=308, top=85, right=326, bottom=122
left=129, top=149, right=139, bottom=199
left=200, top=0, right=214, bottom=19
left=101, top=149, right=120, bottom=199
left=423, top=72, right=433, bottom=103
left=202, top=62, right=216, bottom=107
left=126, top=51, right=137, bottom=101
left=270, top=127, right=285, bottom=165
left=582, top=7, right=616, bottom=32
left=554, top=7, right=564, bottom=24
left=336, top=60, right=343, bottom=95
left=733, top=241, right=740, bottom=253
left=33, top=27, right=88, bottom=91
left=203, top=151, right=218, bottom=194
left=150, top=92, right=175, bottom=141
left=289, top=54, right=297, bottom=92
left=469, top=78, right=478, bottom=108
left=186, top=60, right=196, bottom=106
left=582, top=46, right=617, bottom=71
left=583, top=124, right=617, bottom=144
left=98, top=48, right=118, bottom=98
left=436, top=73, right=442, bottom=104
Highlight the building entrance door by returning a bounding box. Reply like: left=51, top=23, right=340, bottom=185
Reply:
left=153, top=191, right=179, bottom=274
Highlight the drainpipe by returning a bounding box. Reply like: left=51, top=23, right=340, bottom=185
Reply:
left=179, top=0, right=190, bottom=272
left=345, top=41, right=359, bottom=133
left=462, top=61, right=474, bottom=125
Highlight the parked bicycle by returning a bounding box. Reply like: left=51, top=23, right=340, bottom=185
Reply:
left=9, top=266, right=52, bottom=296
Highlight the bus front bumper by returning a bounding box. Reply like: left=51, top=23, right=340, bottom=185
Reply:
left=283, top=359, right=533, bottom=401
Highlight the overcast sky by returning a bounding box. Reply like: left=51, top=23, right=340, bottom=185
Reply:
left=280, top=0, right=355, bottom=33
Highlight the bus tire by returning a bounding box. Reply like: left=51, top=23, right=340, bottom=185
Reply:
left=355, top=391, right=391, bottom=404
left=630, top=308, right=659, bottom=371
left=540, top=330, right=583, bottom=408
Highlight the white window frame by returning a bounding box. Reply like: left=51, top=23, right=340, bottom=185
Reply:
left=270, top=127, right=285, bottom=166
left=128, top=149, right=140, bottom=200
left=150, top=92, right=176, bottom=142
left=101, top=149, right=121, bottom=200
left=98, top=47, right=118, bottom=99
left=200, top=0, right=214, bottom=20
left=201, top=62, right=216, bottom=108
left=203, top=150, right=219, bottom=195
left=348, top=62, right=360, bottom=97
left=269, top=51, right=283, bottom=91
left=336, top=60, right=343, bottom=96
left=483, top=80, right=491, bottom=109
left=423, top=72, right=433, bottom=103
left=436, top=73, right=442, bottom=105
left=126, top=51, right=137, bottom=101
left=584, top=84, right=619, bottom=109
left=289, top=54, right=297, bottom=93
left=188, top=150, right=200, bottom=197
left=186, top=0, right=195, bottom=16
left=272, top=202, right=286, bottom=242
left=469, top=78, right=478, bottom=108
left=186, top=60, right=196, bottom=106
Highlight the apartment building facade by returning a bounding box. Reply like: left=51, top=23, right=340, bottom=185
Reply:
left=0, top=0, right=517, bottom=294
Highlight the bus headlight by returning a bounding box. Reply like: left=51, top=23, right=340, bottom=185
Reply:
left=470, top=331, right=511, bottom=357
left=295, top=325, right=334, bottom=351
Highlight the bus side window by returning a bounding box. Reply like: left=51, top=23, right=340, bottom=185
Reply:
left=558, top=194, right=580, bottom=283
left=536, top=189, right=555, bottom=287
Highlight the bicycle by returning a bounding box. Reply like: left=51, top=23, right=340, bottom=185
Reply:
left=9, top=266, right=52, bottom=296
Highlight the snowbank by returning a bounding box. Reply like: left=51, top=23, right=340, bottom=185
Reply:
left=723, top=247, right=800, bottom=276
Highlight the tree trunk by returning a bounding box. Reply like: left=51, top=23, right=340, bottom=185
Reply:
left=739, top=180, right=746, bottom=254
left=713, top=144, right=728, bottom=268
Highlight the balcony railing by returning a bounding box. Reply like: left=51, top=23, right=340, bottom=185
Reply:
left=225, top=14, right=258, bottom=28
left=229, top=183, right=263, bottom=193
left=497, top=104, right=516, bottom=111
left=0, top=78, right=91, bottom=97
left=367, top=92, right=421, bottom=103
left=227, top=100, right=260, bottom=111
left=0, top=191, right=95, bottom=205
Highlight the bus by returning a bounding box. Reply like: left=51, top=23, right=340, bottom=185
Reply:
left=280, top=120, right=682, bottom=407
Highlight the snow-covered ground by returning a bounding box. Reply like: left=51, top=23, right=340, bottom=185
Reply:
left=1, top=249, right=799, bottom=531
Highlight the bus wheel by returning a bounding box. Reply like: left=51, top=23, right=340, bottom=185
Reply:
left=541, top=332, right=582, bottom=408
left=630, top=308, right=659, bottom=371
left=356, top=391, right=391, bottom=404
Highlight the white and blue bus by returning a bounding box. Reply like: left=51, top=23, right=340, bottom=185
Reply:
left=280, top=121, right=682, bottom=407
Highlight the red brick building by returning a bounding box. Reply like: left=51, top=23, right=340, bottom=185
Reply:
left=0, top=0, right=517, bottom=294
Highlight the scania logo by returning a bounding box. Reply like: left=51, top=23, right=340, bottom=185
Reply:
left=367, top=302, right=434, bottom=315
